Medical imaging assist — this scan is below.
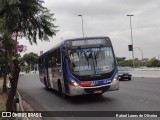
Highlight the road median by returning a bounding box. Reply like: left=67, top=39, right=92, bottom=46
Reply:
left=132, top=70, right=160, bottom=78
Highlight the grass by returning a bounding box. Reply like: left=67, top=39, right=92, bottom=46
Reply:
left=0, top=78, right=7, bottom=112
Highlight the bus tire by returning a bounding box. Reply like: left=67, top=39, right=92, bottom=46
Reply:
left=58, top=81, right=68, bottom=99
left=44, top=78, right=49, bottom=90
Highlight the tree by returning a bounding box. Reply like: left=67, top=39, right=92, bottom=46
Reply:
left=0, top=18, right=13, bottom=94
left=21, top=52, right=38, bottom=72
left=117, top=57, right=126, bottom=61
left=0, top=0, right=58, bottom=112
left=134, top=58, right=141, bottom=67
left=0, top=18, right=27, bottom=94
left=146, top=58, right=160, bottom=67
left=0, top=53, right=5, bottom=77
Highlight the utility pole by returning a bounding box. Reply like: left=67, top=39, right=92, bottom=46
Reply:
left=127, top=14, right=135, bottom=68
left=78, top=15, right=84, bottom=38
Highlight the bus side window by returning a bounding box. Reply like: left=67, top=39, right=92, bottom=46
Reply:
left=42, top=58, right=45, bottom=67
left=48, top=54, right=52, bottom=68
left=52, top=51, right=56, bottom=67
left=55, top=48, right=61, bottom=67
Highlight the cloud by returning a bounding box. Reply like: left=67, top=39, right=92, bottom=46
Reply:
left=20, top=0, right=160, bottom=59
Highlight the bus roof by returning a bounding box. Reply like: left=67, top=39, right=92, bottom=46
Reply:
left=65, top=36, right=110, bottom=41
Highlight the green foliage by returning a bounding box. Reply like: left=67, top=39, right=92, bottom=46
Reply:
left=21, top=52, right=38, bottom=65
left=116, top=57, right=126, bottom=61
left=20, top=52, right=38, bottom=72
left=118, top=59, right=133, bottom=67
left=0, top=0, right=58, bottom=44
left=0, top=18, right=17, bottom=56
left=145, top=58, right=160, bottom=67
left=0, top=0, right=58, bottom=111
left=117, top=57, right=132, bottom=67
left=117, top=57, right=160, bottom=67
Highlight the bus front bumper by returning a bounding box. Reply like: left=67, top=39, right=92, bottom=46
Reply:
left=68, top=80, right=119, bottom=96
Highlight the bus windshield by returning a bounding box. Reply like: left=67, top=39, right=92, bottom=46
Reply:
left=68, top=47, right=115, bottom=77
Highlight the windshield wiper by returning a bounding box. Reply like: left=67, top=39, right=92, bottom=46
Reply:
left=84, top=51, right=90, bottom=67
left=77, top=47, right=90, bottom=67
left=94, top=51, right=99, bottom=66
left=93, top=45, right=102, bottom=67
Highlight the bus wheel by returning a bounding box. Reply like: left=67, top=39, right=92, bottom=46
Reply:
left=58, top=81, right=68, bottom=99
left=44, top=78, right=49, bottom=90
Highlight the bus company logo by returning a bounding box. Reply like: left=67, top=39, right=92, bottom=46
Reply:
left=90, top=81, right=98, bottom=86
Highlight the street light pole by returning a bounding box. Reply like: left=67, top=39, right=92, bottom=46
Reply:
left=78, top=15, right=84, bottom=38
left=134, top=47, right=144, bottom=67
left=127, top=14, right=135, bottom=68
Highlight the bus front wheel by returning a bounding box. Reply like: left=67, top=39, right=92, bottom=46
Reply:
left=58, top=81, right=68, bottom=99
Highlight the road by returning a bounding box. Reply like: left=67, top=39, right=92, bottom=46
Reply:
left=18, top=74, right=160, bottom=120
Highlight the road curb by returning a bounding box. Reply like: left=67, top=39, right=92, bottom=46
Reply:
left=132, top=76, right=160, bottom=78
left=15, top=90, right=29, bottom=120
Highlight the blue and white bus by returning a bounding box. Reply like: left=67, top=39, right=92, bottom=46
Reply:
left=38, top=37, right=119, bottom=97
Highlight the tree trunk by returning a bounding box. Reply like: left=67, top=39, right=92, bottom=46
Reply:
left=2, top=73, right=7, bottom=93
left=6, top=59, right=20, bottom=111
left=2, top=50, right=8, bottom=93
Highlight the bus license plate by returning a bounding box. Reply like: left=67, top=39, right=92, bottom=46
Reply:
left=94, top=90, right=102, bottom=94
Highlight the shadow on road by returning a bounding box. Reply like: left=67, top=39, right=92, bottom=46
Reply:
left=119, top=79, right=132, bottom=81
left=66, top=95, right=114, bottom=105
left=119, top=78, right=134, bottom=81
left=44, top=88, right=116, bottom=105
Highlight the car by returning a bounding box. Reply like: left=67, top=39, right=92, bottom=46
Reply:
left=19, top=71, right=25, bottom=76
left=30, top=70, right=37, bottom=74
left=118, top=67, right=132, bottom=80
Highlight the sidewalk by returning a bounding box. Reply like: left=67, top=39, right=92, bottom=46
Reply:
left=0, top=78, right=42, bottom=120
left=0, top=78, right=7, bottom=111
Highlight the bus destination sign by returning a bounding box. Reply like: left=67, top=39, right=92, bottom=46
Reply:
left=67, top=39, right=106, bottom=47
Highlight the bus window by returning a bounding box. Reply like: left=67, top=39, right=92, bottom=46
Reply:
left=42, top=57, right=45, bottom=67
left=51, top=51, right=56, bottom=67
left=55, top=48, right=61, bottom=67
left=38, top=58, right=42, bottom=69
left=48, top=54, right=51, bottom=68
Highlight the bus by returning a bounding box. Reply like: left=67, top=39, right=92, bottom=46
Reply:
left=38, top=36, right=119, bottom=97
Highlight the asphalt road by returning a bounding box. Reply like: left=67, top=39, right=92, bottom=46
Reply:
left=18, top=74, right=160, bottom=120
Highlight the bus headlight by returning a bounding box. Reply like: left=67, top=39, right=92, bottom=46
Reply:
left=70, top=79, right=79, bottom=86
left=112, top=74, right=118, bottom=83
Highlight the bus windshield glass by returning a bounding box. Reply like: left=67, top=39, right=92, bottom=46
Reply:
left=68, top=47, right=115, bottom=76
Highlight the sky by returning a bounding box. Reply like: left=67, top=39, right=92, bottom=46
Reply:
left=19, top=0, right=160, bottom=60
